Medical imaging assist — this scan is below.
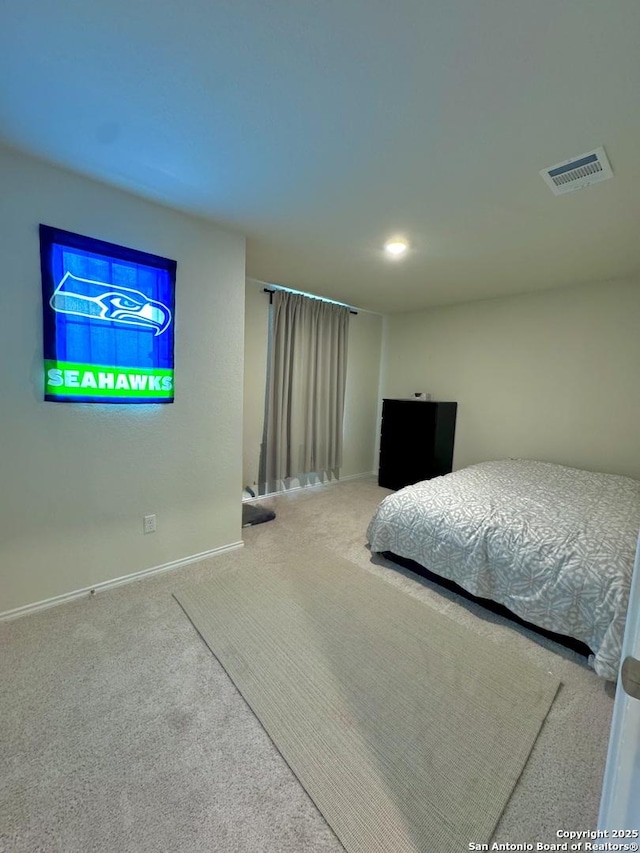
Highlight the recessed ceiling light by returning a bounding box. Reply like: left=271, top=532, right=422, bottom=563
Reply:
left=384, top=238, right=409, bottom=257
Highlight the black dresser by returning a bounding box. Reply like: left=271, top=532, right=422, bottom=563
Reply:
left=378, top=399, right=458, bottom=490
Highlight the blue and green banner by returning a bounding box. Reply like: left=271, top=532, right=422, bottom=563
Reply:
left=40, top=225, right=176, bottom=403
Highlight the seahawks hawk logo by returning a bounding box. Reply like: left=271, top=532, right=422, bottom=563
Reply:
left=50, top=272, right=172, bottom=336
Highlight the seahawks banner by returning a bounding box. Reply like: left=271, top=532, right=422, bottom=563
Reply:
left=40, top=225, right=176, bottom=403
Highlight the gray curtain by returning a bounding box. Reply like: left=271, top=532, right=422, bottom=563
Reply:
left=260, top=290, right=350, bottom=492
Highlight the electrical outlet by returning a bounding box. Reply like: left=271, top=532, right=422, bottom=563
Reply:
left=143, top=514, right=156, bottom=534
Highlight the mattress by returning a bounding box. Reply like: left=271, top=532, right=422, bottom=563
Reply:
left=366, top=459, right=640, bottom=680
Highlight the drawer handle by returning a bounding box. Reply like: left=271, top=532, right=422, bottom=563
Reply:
left=621, top=656, right=640, bottom=700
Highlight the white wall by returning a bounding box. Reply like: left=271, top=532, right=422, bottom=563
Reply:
left=341, top=308, right=384, bottom=478
left=383, top=278, right=640, bottom=480
left=0, top=145, right=246, bottom=613
left=243, top=279, right=383, bottom=489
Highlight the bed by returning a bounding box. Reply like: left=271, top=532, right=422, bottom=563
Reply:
left=366, top=459, right=640, bottom=680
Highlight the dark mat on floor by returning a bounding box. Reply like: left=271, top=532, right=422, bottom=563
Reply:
left=242, top=503, right=276, bottom=527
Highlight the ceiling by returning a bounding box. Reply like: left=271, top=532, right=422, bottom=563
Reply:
left=2, top=0, right=640, bottom=313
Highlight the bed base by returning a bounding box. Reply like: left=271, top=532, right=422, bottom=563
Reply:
left=382, top=551, right=593, bottom=660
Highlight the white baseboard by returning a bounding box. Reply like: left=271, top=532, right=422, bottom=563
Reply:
left=338, top=471, right=377, bottom=482
left=0, top=540, right=245, bottom=623
left=243, top=471, right=376, bottom=502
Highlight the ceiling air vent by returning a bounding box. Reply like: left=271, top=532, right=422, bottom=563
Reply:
left=540, top=146, right=613, bottom=195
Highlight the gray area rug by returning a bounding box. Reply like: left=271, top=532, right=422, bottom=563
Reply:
left=175, top=545, right=561, bottom=853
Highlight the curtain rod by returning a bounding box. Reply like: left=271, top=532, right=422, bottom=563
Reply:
left=263, top=288, right=358, bottom=315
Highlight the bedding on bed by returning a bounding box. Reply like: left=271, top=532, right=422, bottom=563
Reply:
left=366, top=459, right=640, bottom=680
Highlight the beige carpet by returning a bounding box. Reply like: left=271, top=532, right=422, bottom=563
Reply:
left=175, top=544, right=561, bottom=853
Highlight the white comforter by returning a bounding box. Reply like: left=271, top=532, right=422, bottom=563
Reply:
left=367, top=459, right=640, bottom=680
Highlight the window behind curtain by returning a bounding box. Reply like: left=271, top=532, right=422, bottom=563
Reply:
left=259, top=289, right=349, bottom=493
